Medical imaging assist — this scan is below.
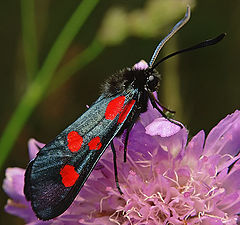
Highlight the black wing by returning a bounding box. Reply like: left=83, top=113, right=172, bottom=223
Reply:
left=24, top=89, right=138, bottom=220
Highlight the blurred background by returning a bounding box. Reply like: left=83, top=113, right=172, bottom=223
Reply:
left=0, top=0, right=239, bottom=224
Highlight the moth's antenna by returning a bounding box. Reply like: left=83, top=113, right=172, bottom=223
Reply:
left=152, top=33, right=226, bottom=69
left=149, top=6, right=190, bottom=67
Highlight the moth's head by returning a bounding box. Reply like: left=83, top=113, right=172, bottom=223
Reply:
left=133, top=60, right=161, bottom=92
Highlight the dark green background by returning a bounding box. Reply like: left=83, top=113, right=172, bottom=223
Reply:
left=0, top=1, right=239, bottom=224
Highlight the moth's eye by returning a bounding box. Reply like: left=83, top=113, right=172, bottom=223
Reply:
left=148, top=75, right=154, bottom=82
left=147, top=75, right=159, bottom=91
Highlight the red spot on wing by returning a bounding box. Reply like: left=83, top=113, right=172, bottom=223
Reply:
left=60, top=165, right=79, bottom=187
left=105, top=96, right=125, bottom=120
left=67, top=131, right=83, bottom=152
left=118, top=100, right=136, bottom=124
left=88, top=136, right=102, bottom=150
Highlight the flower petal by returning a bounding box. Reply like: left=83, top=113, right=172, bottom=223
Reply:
left=3, top=168, right=26, bottom=202
left=3, top=168, right=37, bottom=223
left=186, top=130, right=205, bottom=159
left=133, top=60, right=148, bottom=70
left=221, top=166, right=240, bottom=195
left=145, top=117, right=182, bottom=137
left=140, top=92, right=161, bottom=127
left=4, top=200, right=38, bottom=224
left=204, top=110, right=240, bottom=157
left=28, top=138, right=45, bottom=160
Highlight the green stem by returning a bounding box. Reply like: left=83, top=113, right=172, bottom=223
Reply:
left=37, top=0, right=99, bottom=86
left=0, top=0, right=99, bottom=171
left=21, top=0, right=38, bottom=80
left=50, top=38, right=105, bottom=93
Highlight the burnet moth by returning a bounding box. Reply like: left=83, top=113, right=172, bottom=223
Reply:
left=24, top=6, right=225, bottom=220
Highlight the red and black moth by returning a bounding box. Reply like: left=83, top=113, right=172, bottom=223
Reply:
left=24, top=7, right=225, bottom=220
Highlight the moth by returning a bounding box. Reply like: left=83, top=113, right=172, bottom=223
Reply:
left=24, top=6, right=225, bottom=220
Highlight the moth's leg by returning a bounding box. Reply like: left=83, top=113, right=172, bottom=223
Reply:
left=148, top=92, right=183, bottom=128
left=123, top=124, right=133, bottom=163
left=151, top=93, right=176, bottom=114
left=110, top=141, right=123, bottom=195
left=123, top=108, right=141, bottom=163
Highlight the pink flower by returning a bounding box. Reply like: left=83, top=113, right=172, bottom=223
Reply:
left=3, top=139, right=45, bottom=224
left=3, top=106, right=240, bottom=224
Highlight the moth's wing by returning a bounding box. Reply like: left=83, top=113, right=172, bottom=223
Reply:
left=24, top=90, right=137, bottom=220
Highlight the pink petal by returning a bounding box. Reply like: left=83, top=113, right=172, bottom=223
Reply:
left=4, top=201, right=36, bottom=224
left=145, top=117, right=181, bottom=137
left=139, top=92, right=161, bottom=127
left=3, top=168, right=37, bottom=222
left=186, top=130, right=205, bottom=159
left=2, top=168, right=25, bottom=202
left=221, top=168, right=240, bottom=194
left=204, top=110, right=240, bottom=157
left=145, top=118, right=187, bottom=158
left=201, top=217, right=224, bottom=225
left=133, top=60, right=148, bottom=70
left=28, top=138, right=45, bottom=160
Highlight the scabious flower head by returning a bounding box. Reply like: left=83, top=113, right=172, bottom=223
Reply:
left=2, top=62, right=240, bottom=224
left=3, top=107, right=240, bottom=224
